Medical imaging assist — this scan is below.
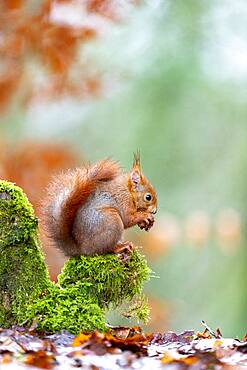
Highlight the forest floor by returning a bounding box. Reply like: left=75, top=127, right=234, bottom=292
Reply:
left=0, top=323, right=246, bottom=369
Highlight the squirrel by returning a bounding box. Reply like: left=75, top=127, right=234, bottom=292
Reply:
left=41, top=153, right=157, bottom=256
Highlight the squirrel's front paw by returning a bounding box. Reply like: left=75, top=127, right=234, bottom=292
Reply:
left=138, top=213, right=154, bottom=231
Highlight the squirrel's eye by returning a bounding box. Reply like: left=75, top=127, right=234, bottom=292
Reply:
left=144, top=193, right=152, bottom=202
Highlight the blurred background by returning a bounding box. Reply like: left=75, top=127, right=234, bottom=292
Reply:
left=0, top=0, right=246, bottom=337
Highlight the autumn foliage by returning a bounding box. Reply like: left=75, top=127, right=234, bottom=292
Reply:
left=0, top=141, right=79, bottom=209
left=0, top=0, right=136, bottom=111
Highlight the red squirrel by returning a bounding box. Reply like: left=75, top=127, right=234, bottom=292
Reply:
left=41, top=153, right=157, bottom=256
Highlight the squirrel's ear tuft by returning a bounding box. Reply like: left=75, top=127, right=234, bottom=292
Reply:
left=133, top=150, right=141, bottom=170
left=131, top=151, right=142, bottom=186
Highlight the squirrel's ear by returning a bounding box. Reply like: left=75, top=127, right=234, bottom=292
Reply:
left=131, top=168, right=141, bottom=185
left=131, top=151, right=142, bottom=186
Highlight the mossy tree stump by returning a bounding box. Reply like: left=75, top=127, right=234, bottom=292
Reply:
left=0, top=181, right=151, bottom=334
left=0, top=181, right=51, bottom=327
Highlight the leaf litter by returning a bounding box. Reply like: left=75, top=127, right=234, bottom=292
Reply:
left=0, top=322, right=246, bottom=369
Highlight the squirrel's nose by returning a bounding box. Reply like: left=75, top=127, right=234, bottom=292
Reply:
left=152, top=208, right=157, bottom=215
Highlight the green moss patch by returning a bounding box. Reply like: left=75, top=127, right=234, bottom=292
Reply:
left=59, top=251, right=151, bottom=311
left=0, top=181, right=38, bottom=246
left=26, top=284, right=107, bottom=334
left=27, top=251, right=151, bottom=334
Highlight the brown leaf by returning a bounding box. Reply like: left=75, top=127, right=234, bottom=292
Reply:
left=72, top=330, right=153, bottom=356
left=25, top=350, right=56, bottom=369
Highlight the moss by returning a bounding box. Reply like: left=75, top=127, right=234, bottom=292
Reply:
left=58, top=251, right=151, bottom=311
left=0, top=181, right=38, bottom=247
left=26, top=251, right=151, bottom=334
left=122, top=294, right=150, bottom=323
left=26, top=284, right=107, bottom=334
left=0, top=181, right=51, bottom=327
left=0, top=180, right=151, bottom=334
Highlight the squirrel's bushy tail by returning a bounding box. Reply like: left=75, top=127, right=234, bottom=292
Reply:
left=41, top=159, right=120, bottom=256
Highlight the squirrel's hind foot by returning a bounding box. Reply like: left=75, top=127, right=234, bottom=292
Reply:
left=114, top=241, right=134, bottom=255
